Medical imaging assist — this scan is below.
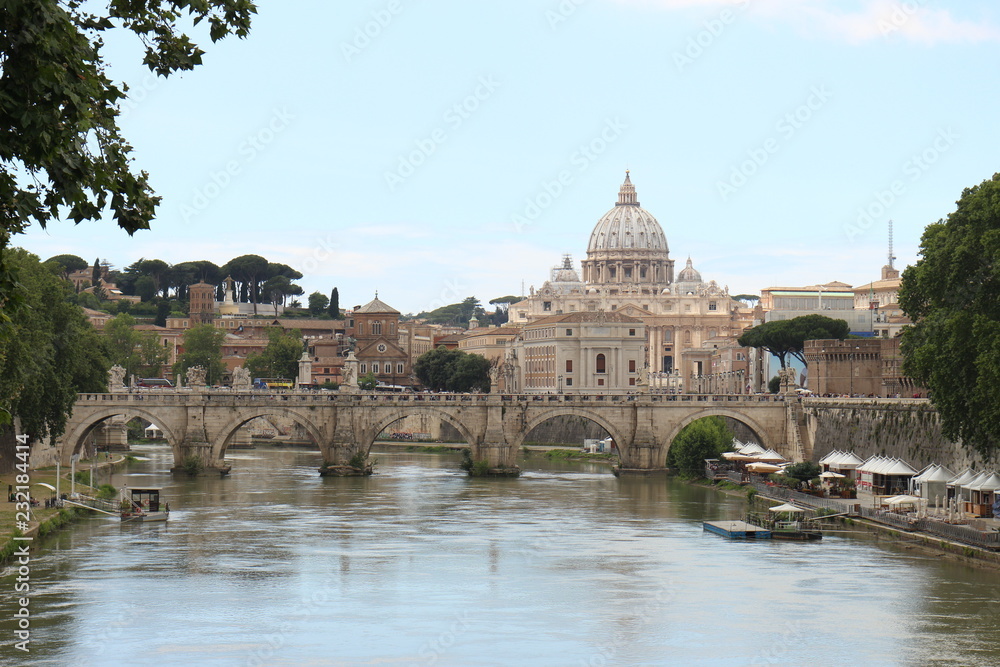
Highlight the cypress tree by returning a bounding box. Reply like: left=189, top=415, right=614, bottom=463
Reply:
left=328, top=287, right=340, bottom=319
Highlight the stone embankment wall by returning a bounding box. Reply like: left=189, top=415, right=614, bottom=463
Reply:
left=803, top=400, right=997, bottom=471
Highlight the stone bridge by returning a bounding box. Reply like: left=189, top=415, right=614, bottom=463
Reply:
left=60, top=392, right=800, bottom=474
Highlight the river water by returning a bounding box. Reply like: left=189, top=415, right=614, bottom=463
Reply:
left=7, top=444, right=1000, bottom=666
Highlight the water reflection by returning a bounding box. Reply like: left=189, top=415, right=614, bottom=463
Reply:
left=4, top=443, right=1000, bottom=666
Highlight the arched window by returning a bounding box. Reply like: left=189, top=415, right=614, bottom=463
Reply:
left=372, top=320, right=382, bottom=335
left=596, top=354, right=606, bottom=373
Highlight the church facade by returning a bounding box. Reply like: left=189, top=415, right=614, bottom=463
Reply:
left=508, top=172, right=752, bottom=390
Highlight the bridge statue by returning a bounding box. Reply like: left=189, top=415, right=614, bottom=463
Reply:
left=186, top=365, right=207, bottom=388
left=232, top=366, right=251, bottom=391
left=342, top=351, right=359, bottom=389
left=108, top=365, right=126, bottom=393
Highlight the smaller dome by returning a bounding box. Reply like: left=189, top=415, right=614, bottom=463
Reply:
left=550, top=254, right=581, bottom=284
left=677, top=257, right=702, bottom=284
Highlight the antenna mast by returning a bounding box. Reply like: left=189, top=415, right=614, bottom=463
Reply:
left=887, top=219, right=896, bottom=268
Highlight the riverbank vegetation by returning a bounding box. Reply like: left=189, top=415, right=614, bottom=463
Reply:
left=666, top=416, right=734, bottom=478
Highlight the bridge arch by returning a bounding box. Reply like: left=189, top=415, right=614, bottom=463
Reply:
left=663, top=408, right=774, bottom=455
left=60, top=406, right=183, bottom=465
left=509, top=407, right=629, bottom=454
left=212, top=407, right=326, bottom=461
left=362, top=406, right=479, bottom=453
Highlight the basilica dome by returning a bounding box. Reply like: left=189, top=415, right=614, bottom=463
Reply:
left=586, top=172, right=669, bottom=254
left=580, top=172, right=674, bottom=289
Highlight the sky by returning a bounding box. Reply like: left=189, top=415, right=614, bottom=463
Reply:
left=17, top=0, right=1000, bottom=314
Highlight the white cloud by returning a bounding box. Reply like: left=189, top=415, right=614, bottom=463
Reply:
left=614, top=0, right=1000, bottom=44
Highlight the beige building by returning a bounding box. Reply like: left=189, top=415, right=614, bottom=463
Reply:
left=511, top=311, right=645, bottom=393
left=508, top=173, right=752, bottom=390
left=852, top=263, right=911, bottom=338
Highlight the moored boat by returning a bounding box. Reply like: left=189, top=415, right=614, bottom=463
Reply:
left=120, top=487, right=169, bottom=522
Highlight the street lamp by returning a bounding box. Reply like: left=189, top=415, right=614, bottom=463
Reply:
left=557, top=374, right=563, bottom=394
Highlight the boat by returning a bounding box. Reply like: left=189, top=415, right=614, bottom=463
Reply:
left=119, top=487, right=170, bottom=522
left=769, top=519, right=822, bottom=541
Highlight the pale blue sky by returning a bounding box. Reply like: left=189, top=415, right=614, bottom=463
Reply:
left=19, top=0, right=1000, bottom=313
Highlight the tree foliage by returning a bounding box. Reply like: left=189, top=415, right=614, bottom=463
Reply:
left=173, top=324, right=225, bottom=385
left=246, top=327, right=302, bottom=380
left=899, top=172, right=1000, bottom=456
left=308, top=291, right=329, bottom=317
left=666, top=416, right=733, bottom=478
left=0, top=1, right=256, bottom=318
left=414, top=297, right=486, bottom=327
left=102, top=313, right=168, bottom=378
left=413, top=346, right=491, bottom=392
left=738, top=315, right=850, bottom=368
left=0, top=249, right=107, bottom=471
left=328, top=287, right=340, bottom=319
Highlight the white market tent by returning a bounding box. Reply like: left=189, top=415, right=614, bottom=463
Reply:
left=769, top=503, right=805, bottom=513
left=738, top=443, right=766, bottom=456
left=747, top=462, right=784, bottom=474
left=858, top=456, right=917, bottom=495
left=818, top=450, right=865, bottom=481
left=144, top=423, right=163, bottom=439
left=911, top=464, right=955, bottom=505
left=754, top=449, right=787, bottom=463
left=947, top=469, right=978, bottom=502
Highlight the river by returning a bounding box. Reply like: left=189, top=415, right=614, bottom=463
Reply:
left=6, top=444, right=1000, bottom=666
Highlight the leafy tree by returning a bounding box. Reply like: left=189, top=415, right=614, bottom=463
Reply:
left=135, top=275, right=156, bottom=302
left=666, top=416, right=733, bottom=478
left=154, top=301, right=171, bottom=327
left=222, top=254, right=268, bottom=314
left=103, top=313, right=168, bottom=379
left=91, top=257, right=101, bottom=285
left=738, top=315, right=850, bottom=369
left=45, top=254, right=89, bottom=280
left=899, top=172, right=1000, bottom=456
left=261, top=274, right=302, bottom=313
left=0, top=249, right=107, bottom=472
left=783, top=461, right=822, bottom=489
left=414, top=297, right=484, bottom=327
left=489, top=295, right=520, bottom=325
left=733, top=294, right=760, bottom=305
left=308, top=291, right=329, bottom=317
left=448, top=353, right=491, bottom=392
left=414, top=346, right=490, bottom=392
left=174, top=324, right=225, bottom=385
left=328, top=287, right=340, bottom=319
left=358, top=372, right=378, bottom=391
left=246, top=328, right=302, bottom=380
left=0, top=2, right=256, bottom=318
left=768, top=376, right=781, bottom=394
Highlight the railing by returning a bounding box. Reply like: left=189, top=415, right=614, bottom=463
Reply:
left=77, top=391, right=794, bottom=406
left=749, top=478, right=860, bottom=514
left=856, top=507, right=1000, bottom=550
